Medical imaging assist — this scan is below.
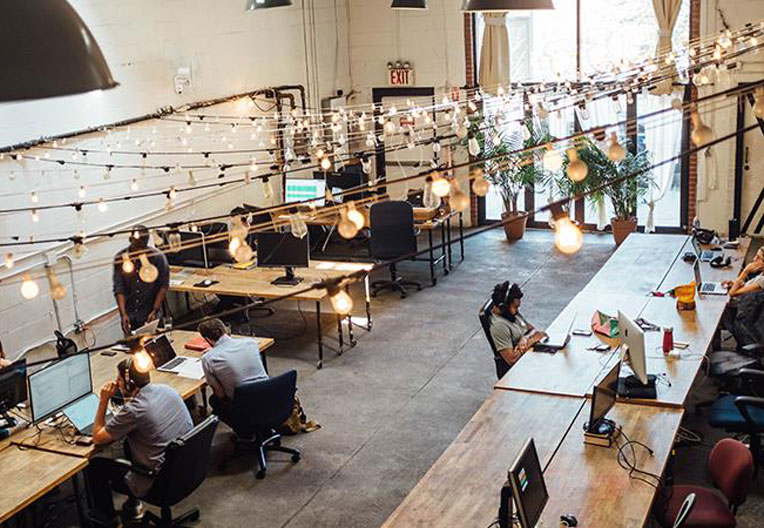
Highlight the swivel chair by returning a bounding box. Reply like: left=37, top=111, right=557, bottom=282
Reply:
left=369, top=201, right=422, bottom=299
left=478, top=297, right=510, bottom=380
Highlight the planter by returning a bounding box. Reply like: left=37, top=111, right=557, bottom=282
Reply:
left=611, top=217, right=638, bottom=246
left=502, top=211, right=529, bottom=241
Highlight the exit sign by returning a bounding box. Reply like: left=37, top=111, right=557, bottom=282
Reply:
left=388, top=62, right=414, bottom=86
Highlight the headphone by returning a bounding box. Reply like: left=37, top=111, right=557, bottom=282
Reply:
left=710, top=255, right=732, bottom=268
left=120, top=355, right=150, bottom=394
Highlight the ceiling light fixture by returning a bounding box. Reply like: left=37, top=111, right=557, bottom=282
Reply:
left=461, top=0, right=554, bottom=11
left=246, top=0, right=292, bottom=10
left=0, top=0, right=117, bottom=101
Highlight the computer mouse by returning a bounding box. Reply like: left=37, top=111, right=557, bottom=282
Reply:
left=203, top=279, right=212, bottom=286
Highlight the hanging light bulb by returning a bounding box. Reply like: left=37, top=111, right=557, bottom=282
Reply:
left=423, top=179, right=440, bottom=209
left=553, top=215, right=583, bottom=255
left=30, top=191, right=39, bottom=204
left=97, top=199, right=108, bottom=212
left=542, top=144, right=563, bottom=171
left=468, top=134, right=480, bottom=157
left=263, top=177, right=274, bottom=201
left=289, top=213, right=308, bottom=239
left=471, top=169, right=490, bottom=197
left=138, top=253, right=159, bottom=283
left=346, top=203, right=365, bottom=230
left=690, top=111, right=714, bottom=146
left=320, top=156, right=332, bottom=171
left=607, top=132, right=626, bottom=162
left=432, top=139, right=442, bottom=154
left=74, top=239, right=88, bottom=259
left=566, top=149, right=588, bottom=183
left=384, top=120, right=396, bottom=135
left=328, top=284, right=353, bottom=316
left=455, top=125, right=468, bottom=139
left=77, top=185, right=86, bottom=198
left=20, top=274, right=40, bottom=300
left=47, top=268, right=67, bottom=301
left=338, top=208, right=359, bottom=239
left=5, top=253, right=13, bottom=270
left=431, top=175, right=451, bottom=198
left=449, top=180, right=470, bottom=212
left=167, top=231, right=182, bottom=252
left=31, top=209, right=40, bottom=223
left=168, top=186, right=177, bottom=200
left=133, top=350, right=154, bottom=373
left=121, top=253, right=135, bottom=274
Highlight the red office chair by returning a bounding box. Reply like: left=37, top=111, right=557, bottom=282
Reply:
left=655, top=438, right=753, bottom=528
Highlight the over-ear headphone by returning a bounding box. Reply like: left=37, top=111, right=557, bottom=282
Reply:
left=710, top=255, right=732, bottom=268
left=119, top=354, right=150, bottom=393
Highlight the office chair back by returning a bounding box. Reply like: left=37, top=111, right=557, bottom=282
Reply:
left=370, top=201, right=417, bottom=260
left=144, top=415, right=219, bottom=507
left=708, top=438, right=753, bottom=507
left=230, top=370, right=298, bottom=437
left=479, top=297, right=510, bottom=380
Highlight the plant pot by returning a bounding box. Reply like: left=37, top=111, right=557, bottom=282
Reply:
left=611, top=217, right=638, bottom=246
left=502, top=211, right=529, bottom=241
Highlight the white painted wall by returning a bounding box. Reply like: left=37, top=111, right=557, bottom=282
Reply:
left=697, top=0, right=764, bottom=234
left=0, top=0, right=350, bottom=360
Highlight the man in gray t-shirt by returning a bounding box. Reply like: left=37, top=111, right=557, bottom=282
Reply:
left=198, top=318, right=268, bottom=420
left=88, top=355, right=192, bottom=526
left=488, top=282, right=546, bottom=370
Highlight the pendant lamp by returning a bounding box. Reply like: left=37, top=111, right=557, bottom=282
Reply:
left=246, top=0, right=293, bottom=10
left=462, top=0, right=555, bottom=11
left=0, top=0, right=117, bottom=102
left=391, top=0, right=428, bottom=9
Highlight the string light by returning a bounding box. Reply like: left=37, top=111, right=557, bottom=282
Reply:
left=31, top=209, right=40, bottom=223
left=543, top=144, right=563, bottom=172
left=690, top=111, right=714, bottom=146
left=133, top=350, right=154, bottom=373
left=566, top=149, right=589, bottom=183
left=121, top=253, right=135, bottom=274
left=289, top=213, right=308, bottom=239
left=130, top=179, right=139, bottom=191
left=20, top=274, right=40, bottom=300
left=320, top=156, right=332, bottom=171
left=138, top=253, right=159, bottom=283
left=338, top=208, right=359, bottom=239
left=78, top=186, right=86, bottom=198
left=431, top=175, right=451, bottom=198
left=328, top=284, right=353, bottom=316
left=449, top=180, right=470, bottom=213
left=553, top=214, right=583, bottom=255
left=345, top=203, right=365, bottom=230
left=607, top=133, right=626, bottom=162
left=467, top=134, right=480, bottom=157
left=5, top=253, right=14, bottom=270
left=471, top=169, right=490, bottom=197
left=30, top=191, right=39, bottom=204
left=47, top=268, right=67, bottom=301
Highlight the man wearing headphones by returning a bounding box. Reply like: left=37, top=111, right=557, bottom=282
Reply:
left=489, top=282, right=547, bottom=369
left=87, top=355, right=193, bottom=527
left=724, top=247, right=764, bottom=297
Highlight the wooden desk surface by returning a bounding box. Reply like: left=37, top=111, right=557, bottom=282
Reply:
left=0, top=444, right=88, bottom=523
left=658, top=237, right=752, bottom=293
left=12, top=330, right=274, bottom=457
left=584, top=234, right=688, bottom=295
left=495, top=292, right=649, bottom=397
left=540, top=402, right=683, bottom=528
left=170, top=260, right=373, bottom=301
left=381, top=391, right=585, bottom=528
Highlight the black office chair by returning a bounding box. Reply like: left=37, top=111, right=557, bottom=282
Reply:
left=218, top=370, right=301, bottom=480
left=117, top=415, right=219, bottom=528
left=369, top=201, right=422, bottom=299
left=478, top=297, right=511, bottom=380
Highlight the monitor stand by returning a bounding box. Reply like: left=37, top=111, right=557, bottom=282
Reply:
left=271, top=266, right=304, bottom=286
left=617, top=374, right=658, bottom=399
left=498, top=480, right=513, bottom=528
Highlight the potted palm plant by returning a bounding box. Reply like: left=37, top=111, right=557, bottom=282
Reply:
left=480, top=118, right=552, bottom=240
left=559, top=137, right=652, bottom=246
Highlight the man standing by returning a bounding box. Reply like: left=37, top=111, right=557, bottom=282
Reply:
left=113, top=225, right=170, bottom=335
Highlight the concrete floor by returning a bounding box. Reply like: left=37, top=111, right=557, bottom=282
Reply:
left=38, top=229, right=763, bottom=527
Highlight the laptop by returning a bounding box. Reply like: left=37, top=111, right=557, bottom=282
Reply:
left=144, top=334, right=192, bottom=373
left=691, top=236, right=721, bottom=263
left=63, top=393, right=111, bottom=436
left=132, top=319, right=160, bottom=337
left=694, top=260, right=726, bottom=296
left=535, top=316, right=576, bottom=352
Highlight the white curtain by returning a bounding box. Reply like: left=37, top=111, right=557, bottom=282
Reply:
left=479, top=13, right=510, bottom=94
left=651, top=0, right=683, bottom=95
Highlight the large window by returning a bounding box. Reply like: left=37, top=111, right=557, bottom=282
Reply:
left=475, top=0, right=690, bottom=231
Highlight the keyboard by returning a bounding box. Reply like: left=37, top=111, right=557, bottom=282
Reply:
left=163, top=357, right=186, bottom=370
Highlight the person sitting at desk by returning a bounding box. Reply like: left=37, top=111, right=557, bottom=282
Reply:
left=722, top=247, right=764, bottom=346
left=113, top=225, right=170, bottom=335
left=198, top=318, right=268, bottom=420
left=88, top=356, right=193, bottom=527
left=723, top=247, right=764, bottom=297
left=489, top=282, right=547, bottom=368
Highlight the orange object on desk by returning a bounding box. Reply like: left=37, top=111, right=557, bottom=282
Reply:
left=184, top=335, right=211, bottom=352
left=674, top=282, right=696, bottom=311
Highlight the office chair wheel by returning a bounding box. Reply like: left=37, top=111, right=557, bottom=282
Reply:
left=291, top=454, right=301, bottom=463
left=256, top=469, right=266, bottom=480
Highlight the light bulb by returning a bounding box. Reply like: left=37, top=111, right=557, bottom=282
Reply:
left=384, top=121, right=396, bottom=135
left=607, top=133, right=626, bottom=162
left=455, top=126, right=468, bottom=139
left=5, top=253, right=13, bottom=269
left=338, top=210, right=359, bottom=239
left=289, top=213, right=308, bottom=239
left=134, top=350, right=154, bottom=373
left=423, top=181, right=440, bottom=209
left=21, top=274, right=40, bottom=300
left=543, top=146, right=563, bottom=172
left=138, top=253, right=159, bottom=283
left=468, top=136, right=480, bottom=157
left=566, top=149, right=588, bottom=183
left=97, top=199, right=108, bottom=212
left=78, top=186, right=86, bottom=198
left=329, top=287, right=353, bottom=316
left=168, top=186, right=177, bottom=200
left=31, top=209, right=40, bottom=223
left=690, top=112, right=714, bottom=146
left=263, top=178, right=274, bottom=200
left=346, top=205, right=365, bottom=230
left=130, top=179, right=139, bottom=191
left=450, top=187, right=470, bottom=212
left=554, top=217, right=583, bottom=255
left=167, top=231, right=181, bottom=251
left=228, top=236, right=242, bottom=254
left=431, top=176, right=451, bottom=198
left=472, top=174, right=490, bottom=197
left=433, top=140, right=442, bottom=154
left=48, top=270, right=67, bottom=301
left=320, top=157, right=332, bottom=171
left=122, top=253, right=135, bottom=274
left=233, top=242, right=254, bottom=263
left=74, top=241, right=88, bottom=259
left=30, top=191, right=39, bottom=204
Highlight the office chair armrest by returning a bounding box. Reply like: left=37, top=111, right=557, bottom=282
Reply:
left=740, top=369, right=764, bottom=396
left=734, top=396, right=764, bottom=430
left=742, top=343, right=764, bottom=355
left=113, top=458, right=156, bottom=477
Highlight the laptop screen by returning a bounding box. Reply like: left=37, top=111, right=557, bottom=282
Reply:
left=63, top=392, right=101, bottom=431
left=144, top=335, right=177, bottom=368
left=691, top=236, right=701, bottom=257
left=693, top=260, right=703, bottom=292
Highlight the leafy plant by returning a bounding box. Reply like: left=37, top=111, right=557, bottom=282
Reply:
left=558, top=137, right=653, bottom=222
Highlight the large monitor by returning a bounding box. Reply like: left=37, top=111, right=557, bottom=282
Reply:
left=508, top=438, right=549, bottom=528
left=588, top=361, right=621, bottom=434
left=257, top=232, right=310, bottom=286
left=171, top=231, right=208, bottom=269
left=0, top=359, right=27, bottom=426
left=285, top=178, right=325, bottom=206
left=29, top=352, right=92, bottom=424
left=617, top=311, right=657, bottom=399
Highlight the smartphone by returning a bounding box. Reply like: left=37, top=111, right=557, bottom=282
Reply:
left=572, top=329, right=592, bottom=337
left=100, top=350, right=118, bottom=357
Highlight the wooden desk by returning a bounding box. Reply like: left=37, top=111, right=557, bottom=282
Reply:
left=381, top=391, right=585, bottom=528
left=584, top=234, right=688, bottom=295
left=170, top=260, right=373, bottom=368
left=658, top=237, right=752, bottom=293
left=495, top=292, right=649, bottom=397
left=540, top=402, right=683, bottom=528
left=0, top=444, right=88, bottom=523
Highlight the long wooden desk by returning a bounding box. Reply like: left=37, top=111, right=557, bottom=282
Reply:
left=658, top=237, right=752, bottom=293
left=170, top=260, right=373, bottom=368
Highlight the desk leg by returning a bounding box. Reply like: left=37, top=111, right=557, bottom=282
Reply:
left=201, top=387, right=209, bottom=417
left=446, top=217, right=453, bottom=271
left=428, top=230, right=437, bottom=286
left=459, top=213, right=465, bottom=262
left=337, top=314, right=344, bottom=355
left=316, top=301, right=324, bottom=369
left=440, top=222, right=449, bottom=275
left=346, top=285, right=357, bottom=346
left=72, top=473, right=90, bottom=528
left=364, top=274, right=373, bottom=330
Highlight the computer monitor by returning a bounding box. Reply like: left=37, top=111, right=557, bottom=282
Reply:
left=693, top=259, right=703, bottom=293
left=28, top=352, right=92, bottom=424
left=508, top=438, right=549, bottom=528
left=257, top=232, right=310, bottom=286
left=285, top=178, right=325, bottom=206
left=0, top=359, right=27, bottom=427
left=588, top=361, right=621, bottom=434
left=169, top=231, right=208, bottom=269
left=618, top=310, right=647, bottom=385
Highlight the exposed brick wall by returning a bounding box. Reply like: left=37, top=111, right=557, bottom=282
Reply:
left=688, top=0, right=700, bottom=230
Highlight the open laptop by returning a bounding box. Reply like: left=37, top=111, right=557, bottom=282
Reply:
left=694, top=260, right=727, bottom=296
left=132, top=319, right=160, bottom=337
left=144, top=334, right=192, bottom=373
left=691, top=236, right=721, bottom=263
left=535, top=316, right=576, bottom=352
left=63, top=392, right=111, bottom=436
